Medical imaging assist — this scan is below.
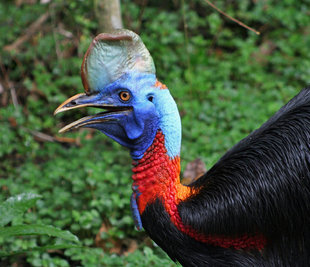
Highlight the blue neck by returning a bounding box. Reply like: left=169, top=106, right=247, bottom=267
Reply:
left=152, top=89, right=182, bottom=159
left=128, top=88, right=181, bottom=160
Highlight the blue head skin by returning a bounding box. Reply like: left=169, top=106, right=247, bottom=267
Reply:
left=55, top=71, right=181, bottom=160
left=54, top=30, right=182, bottom=230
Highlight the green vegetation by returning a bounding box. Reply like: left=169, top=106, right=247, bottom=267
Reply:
left=0, top=193, right=80, bottom=258
left=1, top=0, right=309, bottom=266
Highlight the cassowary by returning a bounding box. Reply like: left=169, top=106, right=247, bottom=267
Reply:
left=55, top=29, right=310, bottom=266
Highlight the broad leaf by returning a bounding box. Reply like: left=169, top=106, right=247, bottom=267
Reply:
left=0, top=193, right=41, bottom=227
left=0, top=224, right=79, bottom=243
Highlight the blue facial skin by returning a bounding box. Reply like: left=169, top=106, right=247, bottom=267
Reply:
left=74, top=71, right=182, bottom=229
left=78, top=71, right=181, bottom=160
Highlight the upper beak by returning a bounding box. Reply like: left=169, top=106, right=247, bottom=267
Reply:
left=54, top=93, right=131, bottom=133
left=54, top=93, right=111, bottom=115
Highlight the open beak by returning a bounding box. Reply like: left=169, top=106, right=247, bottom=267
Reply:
left=54, top=93, right=132, bottom=133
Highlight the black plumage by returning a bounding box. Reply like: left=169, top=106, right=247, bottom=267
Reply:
left=143, top=87, right=310, bottom=266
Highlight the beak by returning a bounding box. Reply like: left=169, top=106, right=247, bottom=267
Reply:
left=54, top=93, right=132, bottom=133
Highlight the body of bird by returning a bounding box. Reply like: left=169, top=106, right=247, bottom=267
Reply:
left=55, top=29, right=310, bottom=266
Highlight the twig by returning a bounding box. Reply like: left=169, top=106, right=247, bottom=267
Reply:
left=4, top=11, right=50, bottom=52
left=54, top=136, right=80, bottom=145
left=20, top=126, right=80, bottom=145
left=57, top=28, right=73, bottom=39
left=0, top=61, right=19, bottom=109
left=0, top=82, right=4, bottom=94
left=204, top=0, right=260, bottom=35
left=30, top=130, right=56, bottom=142
left=9, top=83, right=19, bottom=109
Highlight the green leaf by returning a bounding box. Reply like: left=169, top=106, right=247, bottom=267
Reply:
left=0, top=244, right=83, bottom=257
left=0, top=224, right=79, bottom=243
left=0, top=193, right=41, bottom=227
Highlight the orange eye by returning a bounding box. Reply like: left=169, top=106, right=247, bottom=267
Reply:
left=119, top=91, right=131, bottom=101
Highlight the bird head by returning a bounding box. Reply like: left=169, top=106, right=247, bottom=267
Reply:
left=55, top=29, right=181, bottom=160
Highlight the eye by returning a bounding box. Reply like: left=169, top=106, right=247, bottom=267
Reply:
left=148, top=96, right=154, bottom=102
left=119, top=91, right=131, bottom=101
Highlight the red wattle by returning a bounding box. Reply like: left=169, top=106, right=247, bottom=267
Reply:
left=132, top=131, right=266, bottom=250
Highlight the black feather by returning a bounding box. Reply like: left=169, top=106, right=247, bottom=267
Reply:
left=143, top=87, right=310, bottom=266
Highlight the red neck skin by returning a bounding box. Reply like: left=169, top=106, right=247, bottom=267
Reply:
left=132, top=131, right=266, bottom=250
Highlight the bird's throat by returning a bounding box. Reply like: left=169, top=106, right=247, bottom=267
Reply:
left=131, top=130, right=194, bottom=215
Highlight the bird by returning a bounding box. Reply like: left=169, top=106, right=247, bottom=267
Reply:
left=55, top=29, right=310, bottom=266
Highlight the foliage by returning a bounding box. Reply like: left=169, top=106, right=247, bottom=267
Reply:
left=0, top=194, right=79, bottom=258
left=0, top=0, right=309, bottom=265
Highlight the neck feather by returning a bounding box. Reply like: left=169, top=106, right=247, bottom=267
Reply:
left=132, top=130, right=193, bottom=214
left=131, top=130, right=266, bottom=250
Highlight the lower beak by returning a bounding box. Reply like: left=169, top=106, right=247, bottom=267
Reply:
left=54, top=93, right=131, bottom=133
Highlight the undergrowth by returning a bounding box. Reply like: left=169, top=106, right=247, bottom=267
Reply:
left=0, top=0, right=309, bottom=266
